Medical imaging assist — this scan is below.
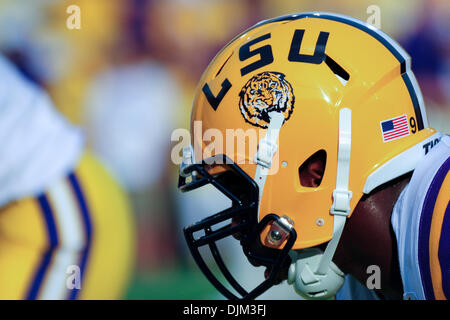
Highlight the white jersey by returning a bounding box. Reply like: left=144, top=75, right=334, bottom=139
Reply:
left=337, top=133, right=450, bottom=300
left=0, top=55, right=83, bottom=207
left=391, top=133, right=449, bottom=300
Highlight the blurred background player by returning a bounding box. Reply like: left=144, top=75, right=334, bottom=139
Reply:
left=0, top=54, right=134, bottom=299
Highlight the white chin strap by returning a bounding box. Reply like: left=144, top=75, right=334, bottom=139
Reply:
left=288, top=108, right=352, bottom=299
left=254, top=112, right=285, bottom=219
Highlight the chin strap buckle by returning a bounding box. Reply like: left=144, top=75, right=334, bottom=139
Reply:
left=254, top=112, right=284, bottom=170
left=330, top=189, right=353, bottom=216
left=255, top=138, right=278, bottom=169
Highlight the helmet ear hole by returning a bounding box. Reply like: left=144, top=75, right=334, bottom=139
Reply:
left=298, top=150, right=327, bottom=188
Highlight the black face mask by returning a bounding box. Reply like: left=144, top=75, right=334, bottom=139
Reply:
left=178, top=154, right=297, bottom=300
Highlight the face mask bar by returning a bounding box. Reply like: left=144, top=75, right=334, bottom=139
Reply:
left=179, top=154, right=297, bottom=300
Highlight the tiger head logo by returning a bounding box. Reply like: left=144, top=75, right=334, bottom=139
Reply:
left=239, top=71, right=295, bottom=129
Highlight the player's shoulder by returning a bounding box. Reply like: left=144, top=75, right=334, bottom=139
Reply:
left=405, top=133, right=449, bottom=210
left=422, top=135, right=450, bottom=208
left=391, top=133, right=449, bottom=300
left=412, top=134, right=449, bottom=194
left=418, top=134, right=450, bottom=220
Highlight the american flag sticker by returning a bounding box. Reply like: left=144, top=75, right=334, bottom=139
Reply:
left=380, top=114, right=410, bottom=142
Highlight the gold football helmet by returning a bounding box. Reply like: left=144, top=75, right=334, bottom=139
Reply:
left=178, top=12, right=440, bottom=299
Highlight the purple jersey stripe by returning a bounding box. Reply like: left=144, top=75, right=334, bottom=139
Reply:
left=26, top=193, right=59, bottom=300
left=438, top=201, right=450, bottom=299
left=418, top=156, right=450, bottom=300
left=67, top=172, right=93, bottom=300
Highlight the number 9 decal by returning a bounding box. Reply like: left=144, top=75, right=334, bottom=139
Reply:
left=410, top=117, right=417, bottom=134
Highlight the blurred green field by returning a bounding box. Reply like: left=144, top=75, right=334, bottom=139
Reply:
left=125, top=267, right=220, bottom=300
